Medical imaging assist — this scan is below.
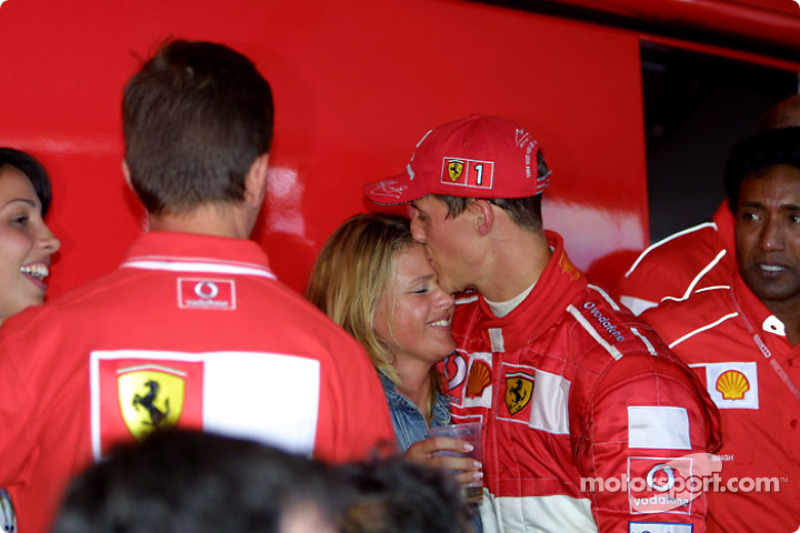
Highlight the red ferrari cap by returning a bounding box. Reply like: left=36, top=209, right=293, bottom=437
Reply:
left=364, top=115, right=550, bottom=205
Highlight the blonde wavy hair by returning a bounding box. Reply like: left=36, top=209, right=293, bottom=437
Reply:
left=306, top=213, right=442, bottom=404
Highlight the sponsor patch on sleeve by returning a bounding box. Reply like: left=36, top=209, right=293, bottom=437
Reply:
left=628, top=456, right=696, bottom=515
left=628, top=406, right=690, bottom=450
left=629, top=522, right=693, bottom=533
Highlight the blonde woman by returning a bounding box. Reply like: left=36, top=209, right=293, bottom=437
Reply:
left=307, top=213, right=481, bottom=484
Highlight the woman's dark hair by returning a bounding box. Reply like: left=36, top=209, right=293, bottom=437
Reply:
left=0, top=147, right=52, bottom=215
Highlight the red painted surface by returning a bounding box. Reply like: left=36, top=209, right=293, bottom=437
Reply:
left=0, top=0, right=792, bottom=298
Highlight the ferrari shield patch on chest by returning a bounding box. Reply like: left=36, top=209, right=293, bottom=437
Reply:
left=505, top=371, right=534, bottom=415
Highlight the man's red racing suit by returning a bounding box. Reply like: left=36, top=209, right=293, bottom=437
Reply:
left=442, top=231, right=721, bottom=533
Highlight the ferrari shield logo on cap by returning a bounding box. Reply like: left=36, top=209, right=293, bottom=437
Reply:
left=119, top=366, right=186, bottom=440
left=441, top=157, right=494, bottom=190
left=505, top=371, right=534, bottom=415
left=447, top=160, right=465, bottom=182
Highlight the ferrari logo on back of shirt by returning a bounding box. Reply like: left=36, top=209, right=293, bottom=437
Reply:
left=505, top=372, right=534, bottom=415
left=119, top=366, right=186, bottom=440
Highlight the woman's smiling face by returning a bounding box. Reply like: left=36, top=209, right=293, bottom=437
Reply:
left=373, top=242, right=455, bottom=367
left=0, top=164, right=60, bottom=323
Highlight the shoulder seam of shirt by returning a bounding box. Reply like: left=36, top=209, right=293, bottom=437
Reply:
left=121, top=259, right=276, bottom=279
left=624, top=221, right=719, bottom=278
left=567, top=303, right=624, bottom=360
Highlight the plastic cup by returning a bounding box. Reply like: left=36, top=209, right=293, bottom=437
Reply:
left=427, top=421, right=483, bottom=502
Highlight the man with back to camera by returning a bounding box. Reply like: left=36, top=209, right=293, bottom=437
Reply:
left=641, top=127, right=800, bottom=532
left=615, top=94, right=800, bottom=316
left=0, top=39, right=395, bottom=533
left=364, top=115, right=722, bottom=533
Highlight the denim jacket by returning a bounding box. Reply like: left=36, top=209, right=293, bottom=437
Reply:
left=378, top=372, right=450, bottom=453
left=379, top=373, right=483, bottom=532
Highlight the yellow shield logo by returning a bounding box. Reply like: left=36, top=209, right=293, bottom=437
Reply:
left=448, top=160, right=464, bottom=182
left=505, top=372, right=534, bottom=415
left=118, top=367, right=185, bottom=441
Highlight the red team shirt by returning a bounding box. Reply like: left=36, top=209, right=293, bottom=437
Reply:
left=643, top=274, right=800, bottom=532
left=615, top=202, right=736, bottom=316
left=0, top=231, right=395, bottom=533
left=442, top=232, right=721, bottom=533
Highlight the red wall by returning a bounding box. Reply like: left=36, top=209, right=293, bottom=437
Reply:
left=0, top=0, right=652, bottom=297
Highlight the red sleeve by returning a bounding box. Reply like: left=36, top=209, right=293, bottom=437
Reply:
left=574, top=355, right=719, bottom=533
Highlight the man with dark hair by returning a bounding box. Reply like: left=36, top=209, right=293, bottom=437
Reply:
left=642, top=127, right=800, bottom=532
left=52, top=429, right=341, bottom=533
left=337, top=456, right=473, bottom=533
left=364, top=115, right=721, bottom=533
left=0, top=40, right=394, bottom=533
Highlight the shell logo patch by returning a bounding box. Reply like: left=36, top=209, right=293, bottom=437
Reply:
left=447, top=160, right=464, bottom=182
left=698, top=361, right=759, bottom=410
left=466, top=361, right=492, bottom=398
left=441, top=157, right=494, bottom=190
left=715, top=370, right=749, bottom=400
left=505, top=371, right=534, bottom=415
left=119, top=366, right=186, bottom=441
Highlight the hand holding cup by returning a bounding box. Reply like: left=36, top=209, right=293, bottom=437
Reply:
left=404, top=433, right=482, bottom=486
left=424, top=421, right=484, bottom=502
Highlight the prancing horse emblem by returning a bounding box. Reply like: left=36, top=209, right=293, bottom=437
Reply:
left=133, top=380, right=170, bottom=427
left=504, top=371, right=534, bottom=415
left=118, top=366, right=185, bottom=441
left=448, top=160, right=465, bottom=181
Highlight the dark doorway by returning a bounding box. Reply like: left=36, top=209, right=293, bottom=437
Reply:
left=642, top=42, right=798, bottom=242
